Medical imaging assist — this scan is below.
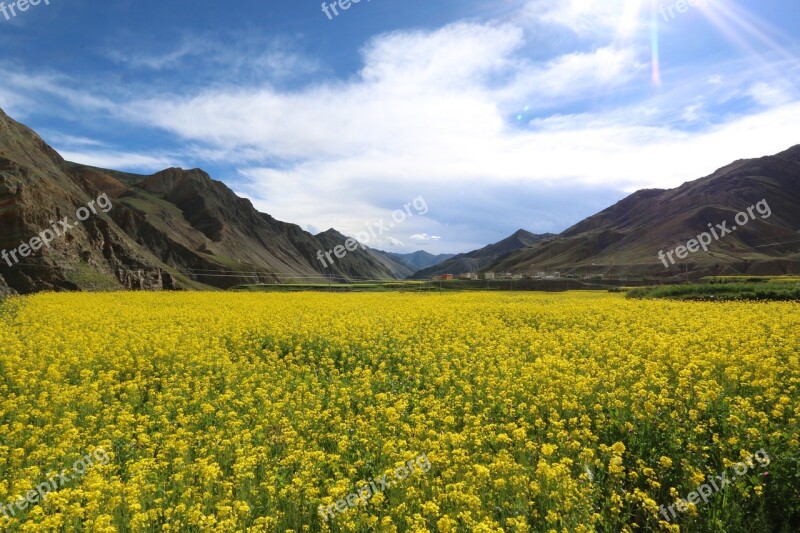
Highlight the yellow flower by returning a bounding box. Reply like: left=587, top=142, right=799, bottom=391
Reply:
left=541, top=444, right=558, bottom=456
left=0, top=291, right=795, bottom=531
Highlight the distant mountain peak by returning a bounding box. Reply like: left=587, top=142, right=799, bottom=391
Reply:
left=409, top=229, right=552, bottom=279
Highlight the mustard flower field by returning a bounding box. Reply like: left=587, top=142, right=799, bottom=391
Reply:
left=0, top=292, right=798, bottom=532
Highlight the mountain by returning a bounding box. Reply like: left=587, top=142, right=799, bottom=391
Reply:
left=371, top=250, right=455, bottom=277
left=366, top=250, right=455, bottom=279
left=410, top=229, right=554, bottom=279
left=314, top=228, right=415, bottom=280
left=487, top=147, right=800, bottom=279
left=395, top=250, right=455, bottom=270
left=363, top=249, right=415, bottom=279
left=0, top=108, right=410, bottom=293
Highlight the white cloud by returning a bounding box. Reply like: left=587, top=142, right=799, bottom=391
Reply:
left=105, top=33, right=319, bottom=81
left=681, top=103, right=704, bottom=122
left=521, top=0, right=643, bottom=40
left=107, top=40, right=199, bottom=71
left=121, top=21, right=647, bottom=179
left=58, top=150, right=180, bottom=172
left=410, top=234, right=442, bottom=241
left=43, top=132, right=107, bottom=148
left=106, top=17, right=799, bottom=240
left=3, top=71, right=115, bottom=114
left=384, top=237, right=405, bottom=248
left=495, top=45, right=645, bottom=109
left=747, top=82, right=793, bottom=107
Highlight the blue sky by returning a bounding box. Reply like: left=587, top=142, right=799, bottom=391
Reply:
left=1, top=0, right=799, bottom=254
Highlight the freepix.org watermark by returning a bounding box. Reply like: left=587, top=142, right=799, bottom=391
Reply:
left=1, top=193, right=113, bottom=268
left=316, top=196, right=428, bottom=268
left=0, top=0, right=53, bottom=22
left=0, top=446, right=110, bottom=519
left=318, top=452, right=431, bottom=522
left=658, top=199, right=771, bottom=269
left=321, top=0, right=370, bottom=21
left=659, top=0, right=709, bottom=23
left=659, top=449, right=770, bottom=522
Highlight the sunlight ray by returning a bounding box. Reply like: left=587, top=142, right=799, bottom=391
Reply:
left=696, top=1, right=800, bottom=90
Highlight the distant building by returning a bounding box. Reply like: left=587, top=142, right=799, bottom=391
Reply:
left=459, top=273, right=478, bottom=280
left=484, top=272, right=495, bottom=280
left=433, top=274, right=454, bottom=281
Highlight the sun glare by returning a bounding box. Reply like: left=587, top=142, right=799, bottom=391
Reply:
left=647, top=0, right=798, bottom=87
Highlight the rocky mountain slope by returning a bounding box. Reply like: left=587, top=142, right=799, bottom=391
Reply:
left=487, top=147, right=800, bottom=279
left=410, top=229, right=554, bottom=279
left=0, top=109, right=420, bottom=293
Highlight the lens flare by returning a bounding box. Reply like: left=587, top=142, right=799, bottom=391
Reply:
left=650, top=0, right=662, bottom=86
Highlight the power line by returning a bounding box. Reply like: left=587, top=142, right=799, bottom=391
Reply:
left=754, top=238, right=800, bottom=248
left=2, top=263, right=402, bottom=283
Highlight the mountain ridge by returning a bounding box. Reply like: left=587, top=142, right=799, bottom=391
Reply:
left=0, top=109, right=436, bottom=293
left=410, top=229, right=555, bottom=279
left=486, top=147, right=800, bottom=278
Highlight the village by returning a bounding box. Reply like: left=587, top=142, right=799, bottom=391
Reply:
left=431, top=271, right=562, bottom=281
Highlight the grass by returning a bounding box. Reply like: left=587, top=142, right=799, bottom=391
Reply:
left=627, top=282, right=800, bottom=301
left=233, top=278, right=632, bottom=294
left=64, top=263, right=125, bottom=291
left=702, top=275, right=800, bottom=284
left=231, top=281, right=441, bottom=292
